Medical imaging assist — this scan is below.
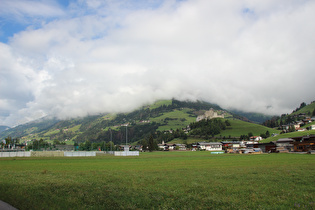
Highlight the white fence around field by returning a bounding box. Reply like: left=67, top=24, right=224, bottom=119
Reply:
left=64, top=151, right=96, bottom=157
left=0, top=150, right=139, bottom=157
left=114, top=151, right=139, bottom=156
left=0, top=152, right=31, bottom=157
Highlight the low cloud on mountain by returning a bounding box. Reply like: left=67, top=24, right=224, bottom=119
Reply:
left=1, top=0, right=315, bottom=126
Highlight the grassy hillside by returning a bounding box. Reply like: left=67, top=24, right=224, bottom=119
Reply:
left=260, top=130, right=315, bottom=143
left=215, top=119, right=280, bottom=138
left=150, top=108, right=196, bottom=131
left=149, top=100, right=173, bottom=109
left=291, top=101, right=315, bottom=115
left=275, top=101, right=315, bottom=125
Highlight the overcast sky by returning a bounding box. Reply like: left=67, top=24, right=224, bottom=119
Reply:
left=0, top=0, right=315, bottom=127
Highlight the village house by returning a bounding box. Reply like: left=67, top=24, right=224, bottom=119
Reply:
left=294, top=124, right=301, bottom=130
left=307, top=125, right=315, bottom=130
left=273, top=138, right=294, bottom=153
left=247, top=142, right=276, bottom=153
left=249, top=136, right=263, bottom=141
left=281, top=116, right=314, bottom=133
left=197, top=142, right=222, bottom=151
left=221, top=141, right=241, bottom=150
left=158, top=142, right=187, bottom=151
left=244, top=141, right=258, bottom=146
left=292, top=135, right=315, bottom=152
left=164, top=143, right=177, bottom=151
left=303, top=118, right=312, bottom=124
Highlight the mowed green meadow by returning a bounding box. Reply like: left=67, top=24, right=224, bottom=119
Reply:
left=0, top=152, right=314, bottom=209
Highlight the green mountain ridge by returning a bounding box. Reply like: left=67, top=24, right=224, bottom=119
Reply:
left=0, top=99, right=284, bottom=145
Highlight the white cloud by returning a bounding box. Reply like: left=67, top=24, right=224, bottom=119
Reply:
left=0, top=0, right=65, bottom=22
left=0, top=0, right=315, bottom=126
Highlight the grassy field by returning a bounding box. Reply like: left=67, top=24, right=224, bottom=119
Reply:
left=0, top=152, right=314, bottom=209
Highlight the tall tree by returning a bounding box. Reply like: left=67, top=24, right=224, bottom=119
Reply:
left=248, top=132, right=253, bottom=138
left=140, top=139, right=148, bottom=151
left=148, top=135, right=157, bottom=152
left=265, top=130, right=270, bottom=138
left=5, top=136, right=12, bottom=148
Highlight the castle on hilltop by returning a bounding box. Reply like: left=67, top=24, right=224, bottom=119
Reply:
left=196, top=108, right=224, bottom=122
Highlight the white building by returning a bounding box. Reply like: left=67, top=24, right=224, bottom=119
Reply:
left=197, top=142, right=223, bottom=151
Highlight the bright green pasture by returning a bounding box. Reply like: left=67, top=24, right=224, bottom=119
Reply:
left=0, top=152, right=314, bottom=209
left=217, top=119, right=280, bottom=138
left=293, top=102, right=315, bottom=115
left=149, top=100, right=172, bottom=109
left=261, top=129, right=315, bottom=143
left=150, top=109, right=195, bottom=131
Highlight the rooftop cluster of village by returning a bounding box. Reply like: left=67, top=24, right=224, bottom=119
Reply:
left=281, top=114, right=315, bottom=132
left=155, top=135, right=315, bottom=154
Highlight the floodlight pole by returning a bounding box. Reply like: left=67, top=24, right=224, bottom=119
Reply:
left=110, top=128, right=112, bottom=151
left=126, top=125, right=128, bottom=146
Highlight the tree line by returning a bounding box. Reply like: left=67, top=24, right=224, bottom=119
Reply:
left=189, top=118, right=231, bottom=137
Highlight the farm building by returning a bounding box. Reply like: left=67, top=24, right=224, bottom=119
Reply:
left=221, top=141, right=241, bottom=150
left=248, top=142, right=276, bottom=153
left=292, top=135, right=315, bottom=152
left=274, top=138, right=294, bottom=152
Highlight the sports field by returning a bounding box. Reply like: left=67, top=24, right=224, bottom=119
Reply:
left=0, top=152, right=314, bottom=209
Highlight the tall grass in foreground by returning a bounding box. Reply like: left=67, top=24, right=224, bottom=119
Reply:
left=0, top=152, right=314, bottom=209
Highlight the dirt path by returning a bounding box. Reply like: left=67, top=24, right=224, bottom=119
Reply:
left=0, top=200, right=18, bottom=210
